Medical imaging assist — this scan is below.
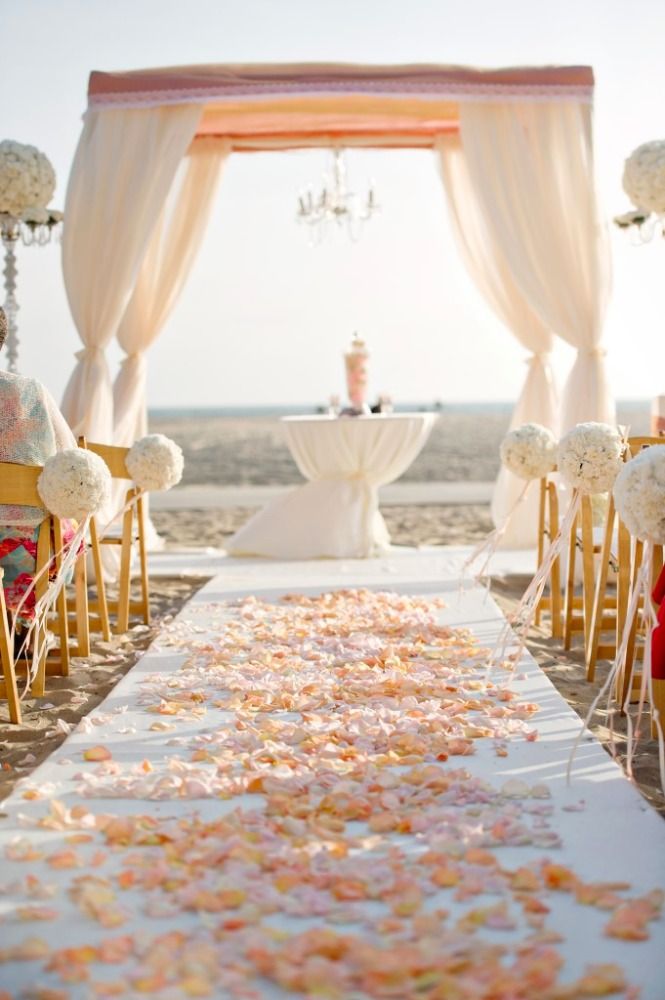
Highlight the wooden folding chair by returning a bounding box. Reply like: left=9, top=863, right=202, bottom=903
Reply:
left=587, top=437, right=664, bottom=691
left=0, top=461, right=73, bottom=704
left=535, top=473, right=563, bottom=639
left=79, top=440, right=150, bottom=635
left=0, top=567, right=21, bottom=723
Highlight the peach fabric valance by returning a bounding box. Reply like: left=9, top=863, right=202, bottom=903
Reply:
left=85, top=63, right=594, bottom=150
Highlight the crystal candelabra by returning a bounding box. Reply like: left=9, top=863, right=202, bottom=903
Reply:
left=0, top=210, right=62, bottom=373
left=297, top=149, right=378, bottom=244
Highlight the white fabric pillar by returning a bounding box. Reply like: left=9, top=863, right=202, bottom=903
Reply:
left=458, top=101, right=614, bottom=434
left=113, top=138, right=230, bottom=447
left=436, top=134, right=558, bottom=547
left=60, top=104, right=203, bottom=441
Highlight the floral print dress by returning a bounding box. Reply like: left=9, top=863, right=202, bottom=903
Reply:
left=0, top=372, right=77, bottom=621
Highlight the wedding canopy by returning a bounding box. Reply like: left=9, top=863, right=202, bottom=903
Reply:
left=60, top=62, right=613, bottom=545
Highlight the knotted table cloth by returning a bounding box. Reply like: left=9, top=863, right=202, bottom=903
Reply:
left=228, top=413, right=437, bottom=559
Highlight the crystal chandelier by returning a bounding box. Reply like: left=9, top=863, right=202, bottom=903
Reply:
left=297, top=149, right=378, bottom=243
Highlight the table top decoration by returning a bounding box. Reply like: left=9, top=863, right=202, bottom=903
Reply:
left=343, top=334, right=370, bottom=415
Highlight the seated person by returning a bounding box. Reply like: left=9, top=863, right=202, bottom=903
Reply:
left=0, top=307, right=77, bottom=623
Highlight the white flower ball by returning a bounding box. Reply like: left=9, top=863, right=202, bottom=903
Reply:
left=623, top=140, right=665, bottom=215
left=126, top=434, right=184, bottom=492
left=558, top=422, right=624, bottom=495
left=614, top=445, right=665, bottom=545
left=38, top=449, right=112, bottom=521
left=0, top=140, right=56, bottom=217
left=500, top=423, right=557, bottom=480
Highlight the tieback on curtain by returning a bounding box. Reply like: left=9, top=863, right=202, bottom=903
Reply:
left=525, top=352, right=552, bottom=366
left=580, top=346, right=607, bottom=358
left=119, top=351, right=145, bottom=366
left=74, top=345, right=105, bottom=361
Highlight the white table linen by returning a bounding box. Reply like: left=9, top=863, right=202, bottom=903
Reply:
left=228, top=413, right=437, bottom=559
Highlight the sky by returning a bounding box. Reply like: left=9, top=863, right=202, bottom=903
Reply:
left=1, top=0, right=665, bottom=410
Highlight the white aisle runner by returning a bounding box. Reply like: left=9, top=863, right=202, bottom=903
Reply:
left=0, top=549, right=663, bottom=998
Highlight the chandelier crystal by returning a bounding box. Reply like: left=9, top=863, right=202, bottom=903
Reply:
left=297, top=149, right=378, bottom=244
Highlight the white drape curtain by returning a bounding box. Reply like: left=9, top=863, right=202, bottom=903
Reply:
left=458, top=101, right=614, bottom=434
left=60, top=104, right=203, bottom=441
left=436, top=133, right=558, bottom=546
left=113, top=138, right=230, bottom=447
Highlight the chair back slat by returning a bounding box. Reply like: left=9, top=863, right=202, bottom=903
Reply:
left=80, top=440, right=130, bottom=480
left=0, top=462, right=43, bottom=507
left=627, top=435, right=664, bottom=456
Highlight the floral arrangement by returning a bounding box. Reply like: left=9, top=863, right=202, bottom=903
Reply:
left=500, top=423, right=557, bottom=480
left=558, top=422, right=624, bottom=495
left=613, top=445, right=665, bottom=545
left=37, top=449, right=111, bottom=521
left=126, top=434, right=184, bottom=492
left=0, top=140, right=56, bottom=218
left=622, top=140, right=665, bottom=216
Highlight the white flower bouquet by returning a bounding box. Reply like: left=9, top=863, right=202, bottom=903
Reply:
left=623, top=140, right=665, bottom=215
left=38, top=449, right=111, bottom=521
left=500, top=423, right=557, bottom=481
left=0, top=140, right=56, bottom=218
left=126, top=434, right=184, bottom=492
left=613, top=445, right=665, bottom=545
left=558, top=423, right=624, bottom=495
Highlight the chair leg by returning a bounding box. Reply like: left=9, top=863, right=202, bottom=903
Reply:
left=89, top=516, right=111, bottom=642
left=614, top=525, right=632, bottom=705
left=620, top=539, right=643, bottom=709
left=580, top=496, right=596, bottom=670
left=563, top=508, right=578, bottom=650
left=116, top=503, right=134, bottom=635
left=652, top=678, right=665, bottom=740
left=587, top=498, right=615, bottom=681
left=52, top=519, right=70, bottom=678
left=74, top=548, right=90, bottom=658
left=136, top=494, right=151, bottom=626
left=535, top=478, right=547, bottom=627
left=0, top=581, right=21, bottom=724
left=548, top=483, right=562, bottom=640
left=30, top=522, right=51, bottom=697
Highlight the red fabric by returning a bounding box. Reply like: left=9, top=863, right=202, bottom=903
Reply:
left=651, top=565, right=665, bottom=680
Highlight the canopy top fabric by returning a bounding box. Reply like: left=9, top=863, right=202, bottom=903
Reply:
left=86, top=62, right=594, bottom=150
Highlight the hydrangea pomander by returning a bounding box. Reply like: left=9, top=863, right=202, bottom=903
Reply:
left=38, top=449, right=111, bottom=522
left=126, top=434, right=184, bottom=492
left=614, top=445, right=665, bottom=545
left=557, top=423, right=624, bottom=495
left=623, top=140, right=665, bottom=216
left=500, top=423, right=557, bottom=481
left=0, top=140, right=56, bottom=218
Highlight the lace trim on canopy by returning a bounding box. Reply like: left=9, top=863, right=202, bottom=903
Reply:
left=87, top=79, right=593, bottom=111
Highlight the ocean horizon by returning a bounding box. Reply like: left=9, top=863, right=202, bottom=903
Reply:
left=149, top=398, right=650, bottom=420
